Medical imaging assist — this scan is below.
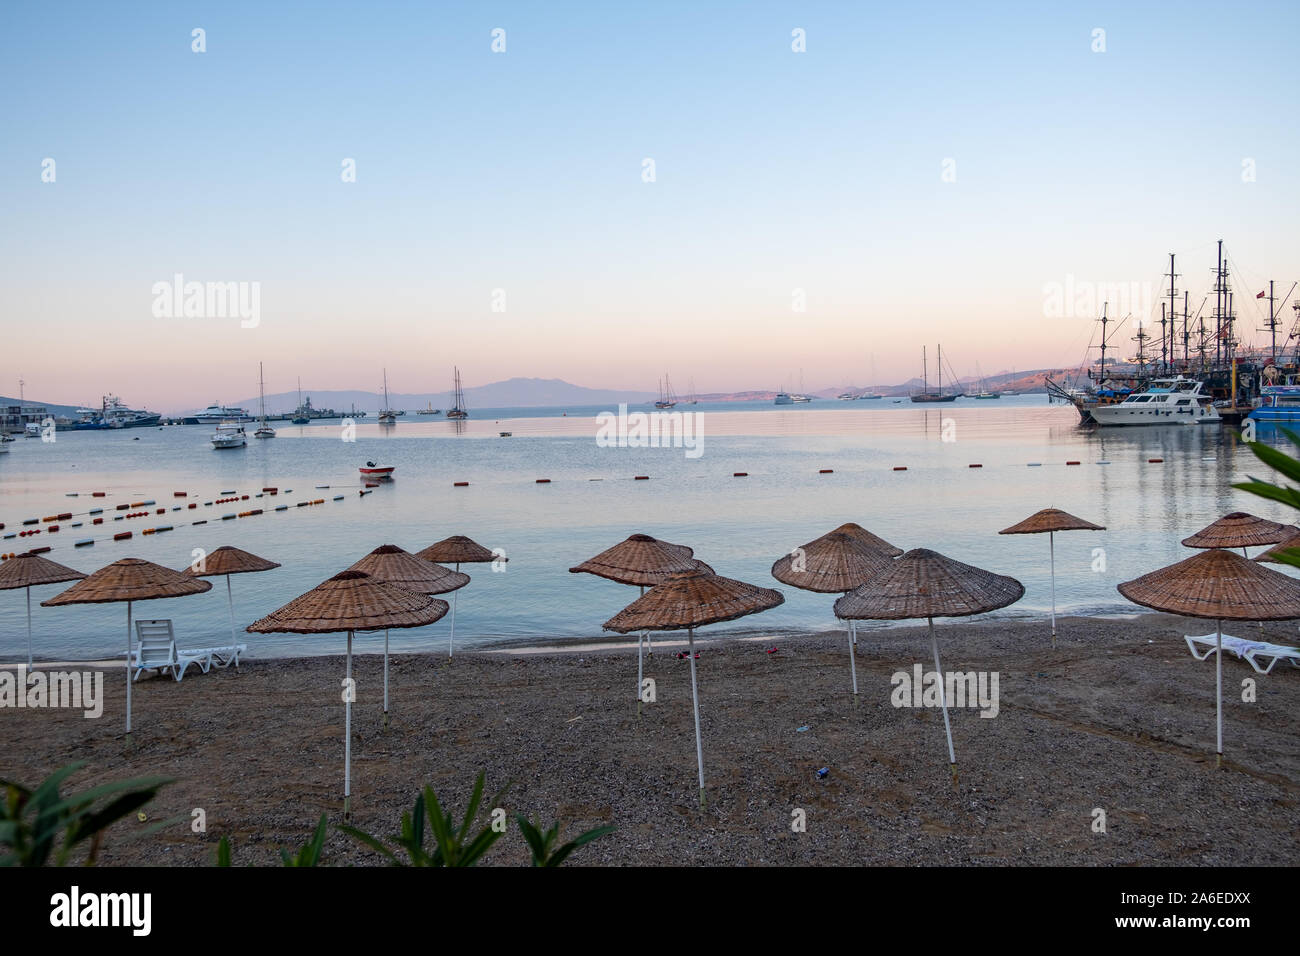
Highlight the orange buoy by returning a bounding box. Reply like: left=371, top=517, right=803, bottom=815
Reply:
left=969, top=464, right=982, bottom=469
left=634, top=475, right=649, bottom=480
left=454, top=481, right=469, bottom=487
left=1066, top=461, right=1081, bottom=466
left=535, top=479, right=551, bottom=484
left=1148, top=458, right=1163, bottom=463
left=819, top=469, right=833, bottom=474
left=893, top=466, right=907, bottom=471
left=114, top=532, right=132, bottom=541
left=733, top=472, right=748, bottom=477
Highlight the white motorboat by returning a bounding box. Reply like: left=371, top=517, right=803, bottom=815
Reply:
left=1089, top=377, right=1220, bottom=426
left=211, top=421, right=247, bottom=448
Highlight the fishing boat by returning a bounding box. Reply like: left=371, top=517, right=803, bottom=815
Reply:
left=292, top=379, right=311, bottom=424
left=196, top=402, right=253, bottom=424
left=254, top=363, right=275, bottom=438
left=655, top=375, right=678, bottom=409
left=378, top=369, right=398, bottom=424
left=210, top=421, right=247, bottom=448
left=911, top=345, right=958, bottom=402
left=359, top=460, right=395, bottom=480
left=446, top=367, right=468, bottom=419
left=417, top=402, right=441, bottom=415
left=1090, top=377, right=1220, bottom=426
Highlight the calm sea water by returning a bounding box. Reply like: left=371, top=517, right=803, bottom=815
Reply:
left=1, top=395, right=1293, bottom=661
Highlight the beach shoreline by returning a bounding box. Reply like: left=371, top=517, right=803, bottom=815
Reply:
left=4, top=612, right=1298, bottom=866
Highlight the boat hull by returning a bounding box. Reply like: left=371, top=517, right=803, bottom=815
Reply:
left=359, top=467, right=394, bottom=479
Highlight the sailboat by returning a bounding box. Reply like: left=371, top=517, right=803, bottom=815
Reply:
left=685, top=378, right=698, bottom=405
left=254, top=363, right=275, bottom=438
left=910, top=345, right=958, bottom=403
left=973, top=363, right=1001, bottom=399
left=446, top=367, right=468, bottom=419
left=378, top=369, right=398, bottom=424
left=655, top=375, right=677, bottom=409
left=292, top=379, right=311, bottom=424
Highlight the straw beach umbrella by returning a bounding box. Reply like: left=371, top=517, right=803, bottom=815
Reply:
left=771, top=530, right=895, bottom=703
left=0, top=553, right=86, bottom=669
left=827, top=523, right=903, bottom=559
left=604, top=569, right=784, bottom=807
left=571, top=533, right=699, bottom=712
left=416, top=535, right=504, bottom=658
left=834, top=549, right=1023, bottom=783
left=347, top=544, right=468, bottom=725
left=247, top=569, right=448, bottom=817
left=1252, top=527, right=1300, bottom=564
left=1117, top=549, right=1300, bottom=766
left=998, top=508, right=1104, bottom=647
left=42, top=558, right=211, bottom=739
left=182, top=545, right=280, bottom=647
left=1181, top=512, right=1292, bottom=556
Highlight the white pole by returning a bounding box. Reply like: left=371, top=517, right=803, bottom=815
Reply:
left=26, top=587, right=32, bottom=670
left=929, top=617, right=957, bottom=785
left=847, top=619, right=858, bottom=704
left=447, top=563, right=460, bottom=658
left=687, top=628, right=705, bottom=808
left=1049, top=531, right=1057, bottom=648
left=637, top=630, right=644, bottom=717
left=345, top=630, right=353, bottom=818
left=641, top=586, right=652, bottom=656
left=125, top=600, right=133, bottom=739
left=226, top=576, right=237, bottom=646
left=1215, top=620, right=1223, bottom=767
left=383, top=627, right=390, bottom=728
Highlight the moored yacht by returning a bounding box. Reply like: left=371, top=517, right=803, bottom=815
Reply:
left=211, top=421, right=247, bottom=448
left=1090, top=377, right=1220, bottom=426
left=196, top=402, right=253, bottom=424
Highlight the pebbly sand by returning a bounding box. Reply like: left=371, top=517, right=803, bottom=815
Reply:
left=4, top=613, right=1298, bottom=866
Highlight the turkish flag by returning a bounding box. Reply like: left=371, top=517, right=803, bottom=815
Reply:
left=1257, top=290, right=1267, bottom=298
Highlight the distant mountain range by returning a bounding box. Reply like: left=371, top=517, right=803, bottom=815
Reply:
left=1, top=369, right=1071, bottom=419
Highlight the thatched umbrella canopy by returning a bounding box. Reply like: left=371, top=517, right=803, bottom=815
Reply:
left=605, top=569, right=784, bottom=807
left=1181, top=512, right=1292, bottom=555
left=1253, top=527, right=1300, bottom=564
left=183, top=545, right=281, bottom=650
left=771, top=531, right=895, bottom=703
left=43, top=558, right=212, bottom=738
left=1117, top=548, right=1300, bottom=764
left=248, top=569, right=448, bottom=816
left=834, top=549, right=1023, bottom=781
left=416, top=535, right=504, bottom=658
left=347, top=545, right=468, bottom=723
left=828, top=523, right=903, bottom=558
left=0, top=553, right=85, bottom=669
left=999, top=508, right=1105, bottom=646
left=571, top=533, right=700, bottom=711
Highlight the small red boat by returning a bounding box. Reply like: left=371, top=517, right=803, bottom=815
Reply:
left=359, top=461, right=394, bottom=480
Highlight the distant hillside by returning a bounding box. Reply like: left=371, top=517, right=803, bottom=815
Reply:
left=214, top=377, right=658, bottom=415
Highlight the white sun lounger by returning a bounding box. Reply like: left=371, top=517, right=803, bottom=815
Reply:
left=1244, top=641, right=1300, bottom=675
left=133, top=620, right=246, bottom=681
left=1184, top=633, right=1265, bottom=663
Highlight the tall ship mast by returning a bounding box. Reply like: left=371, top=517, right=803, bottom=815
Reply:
left=911, top=344, right=957, bottom=402
left=655, top=374, right=677, bottom=409
left=254, top=363, right=275, bottom=438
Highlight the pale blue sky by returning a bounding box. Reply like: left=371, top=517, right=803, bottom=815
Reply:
left=1, top=1, right=1296, bottom=408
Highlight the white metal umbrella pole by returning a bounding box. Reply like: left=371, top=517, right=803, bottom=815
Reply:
left=637, top=586, right=647, bottom=714
left=383, top=628, right=390, bottom=729
left=641, top=586, right=652, bottom=656
left=345, top=629, right=353, bottom=819
left=1215, top=620, right=1223, bottom=768
left=125, top=600, right=133, bottom=742
left=929, top=617, right=957, bottom=788
left=1049, top=531, right=1057, bottom=648
left=26, top=587, right=32, bottom=670
left=225, top=576, right=238, bottom=646
left=447, top=563, right=460, bottom=658
left=847, top=619, right=859, bottom=705
left=687, top=628, right=706, bottom=809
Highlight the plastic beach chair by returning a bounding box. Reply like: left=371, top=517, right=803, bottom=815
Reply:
left=133, top=620, right=212, bottom=681
left=1183, top=633, right=1265, bottom=663
left=1243, top=641, right=1300, bottom=675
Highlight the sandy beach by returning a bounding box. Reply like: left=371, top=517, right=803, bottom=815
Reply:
left=5, top=613, right=1298, bottom=866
